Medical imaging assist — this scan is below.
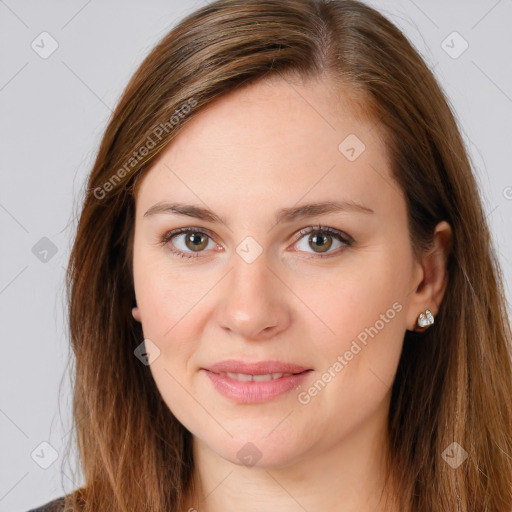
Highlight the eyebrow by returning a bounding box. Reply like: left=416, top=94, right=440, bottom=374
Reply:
left=143, top=200, right=374, bottom=226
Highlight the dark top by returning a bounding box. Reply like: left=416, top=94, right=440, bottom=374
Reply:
left=26, top=496, right=66, bottom=512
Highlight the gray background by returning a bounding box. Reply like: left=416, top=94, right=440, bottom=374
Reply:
left=1, top=1, right=511, bottom=511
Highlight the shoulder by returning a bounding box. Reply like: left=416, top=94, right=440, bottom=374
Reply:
left=26, top=495, right=66, bottom=512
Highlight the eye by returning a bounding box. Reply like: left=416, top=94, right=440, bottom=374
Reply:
left=160, top=224, right=353, bottom=260
left=291, top=225, right=353, bottom=258
left=160, top=227, right=218, bottom=259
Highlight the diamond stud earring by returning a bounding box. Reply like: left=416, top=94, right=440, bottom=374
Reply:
left=417, top=309, right=434, bottom=330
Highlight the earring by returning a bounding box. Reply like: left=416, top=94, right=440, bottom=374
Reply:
left=416, top=309, right=434, bottom=330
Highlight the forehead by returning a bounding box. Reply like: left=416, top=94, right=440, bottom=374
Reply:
left=134, top=76, right=399, bottom=221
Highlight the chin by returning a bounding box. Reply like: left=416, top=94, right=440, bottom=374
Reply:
left=198, top=430, right=309, bottom=469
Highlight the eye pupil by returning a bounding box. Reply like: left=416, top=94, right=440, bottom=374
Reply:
left=185, top=232, right=208, bottom=251
left=309, top=233, right=332, bottom=253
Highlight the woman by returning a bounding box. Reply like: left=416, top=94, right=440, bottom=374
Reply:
left=28, top=0, right=512, bottom=511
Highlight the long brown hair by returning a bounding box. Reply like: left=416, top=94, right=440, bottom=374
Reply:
left=63, top=1, right=512, bottom=510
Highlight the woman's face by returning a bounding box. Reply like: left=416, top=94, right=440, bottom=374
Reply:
left=131, top=76, right=425, bottom=467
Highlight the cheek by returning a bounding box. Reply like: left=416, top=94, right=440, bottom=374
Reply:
left=294, top=242, right=410, bottom=405
left=133, top=243, right=208, bottom=336
left=296, top=251, right=409, bottom=353
left=133, top=258, right=210, bottom=426
left=132, top=247, right=211, bottom=393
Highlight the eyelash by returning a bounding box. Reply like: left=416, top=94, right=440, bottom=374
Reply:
left=159, top=224, right=353, bottom=260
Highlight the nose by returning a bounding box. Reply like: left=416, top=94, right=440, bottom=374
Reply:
left=214, top=252, right=292, bottom=340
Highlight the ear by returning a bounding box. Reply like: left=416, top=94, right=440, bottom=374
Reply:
left=132, top=306, right=142, bottom=322
left=406, top=221, right=452, bottom=331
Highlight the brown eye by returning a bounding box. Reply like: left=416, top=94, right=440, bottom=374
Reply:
left=308, top=232, right=333, bottom=253
left=162, top=228, right=216, bottom=259
left=184, top=232, right=209, bottom=252
left=293, top=225, right=352, bottom=258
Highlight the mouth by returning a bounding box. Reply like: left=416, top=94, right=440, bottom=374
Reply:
left=204, top=359, right=311, bottom=375
left=201, top=360, right=313, bottom=403
left=212, top=371, right=298, bottom=382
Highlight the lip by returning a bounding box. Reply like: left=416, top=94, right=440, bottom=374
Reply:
left=205, top=360, right=310, bottom=375
left=201, top=360, right=313, bottom=404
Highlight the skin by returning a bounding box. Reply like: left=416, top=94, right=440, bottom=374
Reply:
left=131, top=74, right=452, bottom=512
